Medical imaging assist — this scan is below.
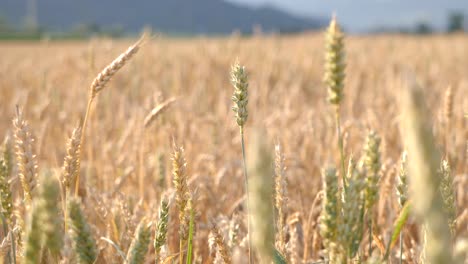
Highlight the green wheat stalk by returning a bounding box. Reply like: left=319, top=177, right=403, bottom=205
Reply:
left=126, top=218, right=152, bottom=264
left=230, top=61, right=252, bottom=264
left=67, top=198, right=98, bottom=264
left=324, top=16, right=347, bottom=188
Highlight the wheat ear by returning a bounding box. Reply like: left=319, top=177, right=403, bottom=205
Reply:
left=339, top=163, right=365, bottom=260
left=143, top=97, right=177, bottom=128
left=154, top=198, right=169, bottom=264
left=22, top=203, right=42, bottom=263
left=126, top=218, right=152, bottom=264
left=362, top=130, right=381, bottom=256
left=13, top=107, right=38, bottom=204
left=37, top=172, right=63, bottom=259
left=0, top=159, right=13, bottom=224
left=1, top=136, right=12, bottom=180
left=172, top=143, right=189, bottom=264
left=438, top=160, right=457, bottom=234
left=210, top=222, right=232, bottom=264
left=396, top=151, right=408, bottom=264
left=62, top=126, right=82, bottom=197
left=68, top=198, right=98, bottom=264
left=274, top=143, right=287, bottom=254
left=319, top=167, right=340, bottom=262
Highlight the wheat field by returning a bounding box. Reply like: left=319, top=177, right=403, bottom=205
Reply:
left=0, top=26, right=467, bottom=264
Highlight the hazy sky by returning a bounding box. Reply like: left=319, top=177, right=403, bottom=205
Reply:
left=227, top=0, right=468, bottom=31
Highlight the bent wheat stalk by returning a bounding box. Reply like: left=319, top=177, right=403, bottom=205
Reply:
left=76, top=35, right=146, bottom=196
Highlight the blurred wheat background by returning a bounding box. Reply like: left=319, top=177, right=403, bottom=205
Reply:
left=0, top=29, right=466, bottom=263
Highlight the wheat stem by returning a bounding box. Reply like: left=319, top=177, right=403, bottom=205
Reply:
left=186, top=198, right=195, bottom=264
left=76, top=97, right=93, bottom=197
left=399, top=232, right=403, bottom=264
left=240, top=128, right=253, bottom=264
left=335, top=107, right=346, bottom=188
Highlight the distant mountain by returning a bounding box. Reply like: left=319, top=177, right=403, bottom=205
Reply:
left=229, top=0, right=468, bottom=32
left=0, top=0, right=326, bottom=34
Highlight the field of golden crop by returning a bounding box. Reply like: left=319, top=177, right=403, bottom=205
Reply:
left=0, top=31, right=466, bottom=263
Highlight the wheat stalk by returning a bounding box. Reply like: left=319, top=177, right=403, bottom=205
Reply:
left=22, top=203, right=42, bottom=263
left=247, top=130, right=274, bottom=264
left=186, top=195, right=195, bottom=264
left=143, top=97, right=177, bottom=128
left=324, top=16, right=347, bottom=187
left=438, top=160, right=457, bottom=234
left=362, top=130, right=381, bottom=256
left=154, top=198, right=169, bottom=264
left=395, top=151, right=408, bottom=264
left=1, top=136, right=12, bottom=180
left=319, top=167, right=339, bottom=261
left=274, top=143, right=287, bottom=254
left=37, top=172, right=63, bottom=259
left=401, top=79, right=454, bottom=264
left=13, top=107, right=38, bottom=204
left=77, top=35, right=146, bottom=197
left=230, top=61, right=253, bottom=264
left=67, top=198, right=97, bottom=264
left=62, top=126, right=82, bottom=197
left=0, top=159, right=13, bottom=224
left=210, top=222, right=232, bottom=264
left=339, top=163, right=365, bottom=260
left=125, top=218, right=152, bottom=264
left=172, top=143, right=189, bottom=263
left=363, top=130, right=381, bottom=211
